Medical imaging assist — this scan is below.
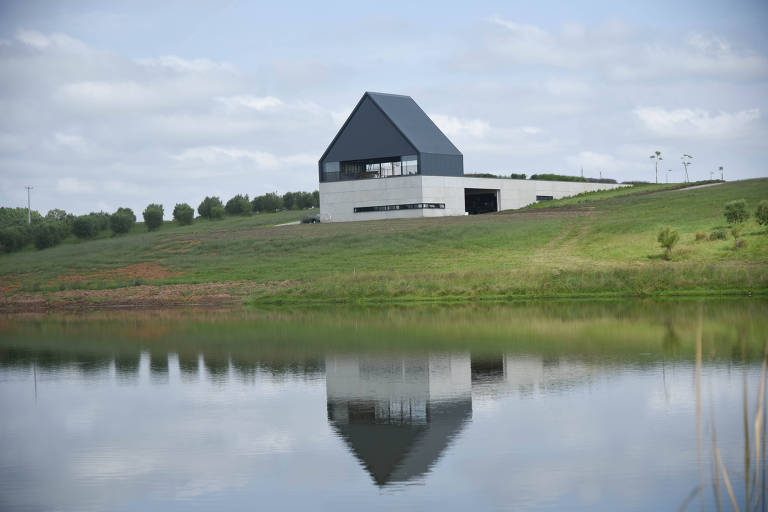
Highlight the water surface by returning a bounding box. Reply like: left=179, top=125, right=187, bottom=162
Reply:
left=1, top=300, right=766, bottom=511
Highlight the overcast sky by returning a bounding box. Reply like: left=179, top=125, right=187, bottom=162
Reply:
left=1, top=0, right=767, bottom=216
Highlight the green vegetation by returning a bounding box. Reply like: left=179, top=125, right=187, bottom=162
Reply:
left=109, top=207, right=136, bottom=234
left=224, top=194, right=252, bottom=215
left=142, top=204, right=164, bottom=231
left=755, top=200, right=768, bottom=230
left=197, top=196, right=223, bottom=219
left=657, top=227, right=679, bottom=260
left=1, top=179, right=767, bottom=303
left=724, top=198, right=749, bottom=224
left=173, top=203, right=194, bottom=225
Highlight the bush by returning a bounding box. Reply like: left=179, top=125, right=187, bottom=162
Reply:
left=142, top=204, right=164, bottom=231
left=110, top=207, right=136, bottom=234
left=724, top=199, right=749, bottom=224
left=756, top=200, right=768, bottom=229
left=0, top=207, right=43, bottom=228
left=530, top=173, right=587, bottom=182
left=225, top=194, right=252, bottom=215
left=252, top=192, right=283, bottom=213
left=695, top=232, right=707, bottom=241
left=197, top=196, right=223, bottom=219
left=657, top=227, right=679, bottom=260
left=89, top=212, right=110, bottom=232
left=0, top=226, right=31, bottom=252
left=32, top=222, right=67, bottom=250
left=173, top=203, right=194, bottom=225
left=210, top=205, right=225, bottom=220
left=709, top=229, right=727, bottom=241
left=72, top=215, right=98, bottom=239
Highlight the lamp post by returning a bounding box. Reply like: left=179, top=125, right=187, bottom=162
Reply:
left=25, top=186, right=33, bottom=224
left=650, top=151, right=662, bottom=184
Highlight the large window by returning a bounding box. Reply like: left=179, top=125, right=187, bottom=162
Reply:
left=354, top=203, right=444, bottom=213
left=322, top=155, right=418, bottom=182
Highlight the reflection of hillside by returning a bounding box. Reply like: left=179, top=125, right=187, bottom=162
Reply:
left=326, top=354, right=471, bottom=486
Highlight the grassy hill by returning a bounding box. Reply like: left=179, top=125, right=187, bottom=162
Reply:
left=1, top=179, right=767, bottom=307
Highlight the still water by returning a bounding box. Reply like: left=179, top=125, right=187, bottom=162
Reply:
left=1, top=300, right=767, bottom=511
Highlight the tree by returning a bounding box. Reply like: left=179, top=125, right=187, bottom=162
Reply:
left=173, top=203, right=194, bottom=225
left=110, top=207, right=136, bottom=234
left=649, top=151, right=662, bottom=184
left=755, top=200, right=768, bottom=231
left=0, top=226, right=31, bottom=253
left=46, top=209, right=68, bottom=221
left=681, top=154, right=692, bottom=183
left=72, top=215, right=98, bottom=239
left=142, top=204, right=164, bottom=231
left=224, top=194, right=252, bottom=215
left=32, top=222, right=67, bottom=250
left=252, top=192, right=283, bottom=213
left=724, top=199, right=749, bottom=225
left=197, top=196, right=223, bottom=219
left=657, top=227, right=679, bottom=260
left=210, top=205, right=225, bottom=219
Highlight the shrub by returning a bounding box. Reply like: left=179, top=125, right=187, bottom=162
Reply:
left=225, top=194, right=252, bottom=215
left=110, top=207, right=136, bottom=234
left=173, top=203, right=194, bottom=225
left=756, top=200, right=768, bottom=229
left=142, top=204, right=164, bottom=231
left=657, top=227, right=679, bottom=260
left=72, top=215, right=98, bottom=239
left=197, top=196, right=223, bottom=219
left=709, top=229, right=727, bottom=241
left=32, top=222, right=67, bottom=250
left=210, top=205, right=225, bottom=220
left=0, top=207, right=43, bottom=227
left=735, top=239, right=748, bottom=250
left=695, top=232, right=707, bottom=241
left=731, top=226, right=745, bottom=250
left=89, top=212, right=110, bottom=232
left=724, top=199, right=749, bottom=224
left=0, top=226, right=31, bottom=252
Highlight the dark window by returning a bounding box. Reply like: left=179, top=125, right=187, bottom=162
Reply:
left=536, top=195, right=554, bottom=201
left=354, top=203, right=445, bottom=213
left=322, top=155, right=419, bottom=182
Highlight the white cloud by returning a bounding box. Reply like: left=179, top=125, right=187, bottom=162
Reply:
left=136, top=55, right=236, bottom=74
left=431, top=115, right=490, bottom=139
left=173, top=146, right=315, bottom=169
left=216, top=95, right=283, bottom=111
left=57, top=177, right=96, bottom=194
left=633, top=107, right=760, bottom=138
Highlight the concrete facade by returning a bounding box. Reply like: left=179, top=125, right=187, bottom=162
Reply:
left=319, top=175, right=626, bottom=223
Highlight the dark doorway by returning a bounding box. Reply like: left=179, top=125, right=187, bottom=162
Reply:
left=464, top=188, right=499, bottom=214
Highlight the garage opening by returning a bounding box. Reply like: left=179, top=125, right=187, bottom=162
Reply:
left=464, top=188, right=499, bottom=214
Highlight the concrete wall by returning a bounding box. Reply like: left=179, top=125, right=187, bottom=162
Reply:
left=320, top=175, right=627, bottom=222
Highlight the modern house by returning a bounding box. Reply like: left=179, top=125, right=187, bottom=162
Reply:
left=318, top=92, right=625, bottom=222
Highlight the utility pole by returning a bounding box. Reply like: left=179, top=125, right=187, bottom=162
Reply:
left=719, top=166, right=724, bottom=181
left=666, top=169, right=672, bottom=183
left=25, top=186, right=33, bottom=224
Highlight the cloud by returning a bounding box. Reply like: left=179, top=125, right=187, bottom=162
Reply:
left=136, top=55, right=237, bottom=74
left=57, top=177, right=96, bottom=194
left=633, top=107, right=760, bottom=138
left=216, top=95, right=283, bottom=111
left=431, top=115, right=490, bottom=139
left=173, top=146, right=315, bottom=169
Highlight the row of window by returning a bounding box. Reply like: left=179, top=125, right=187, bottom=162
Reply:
left=354, top=203, right=445, bottom=213
left=323, top=156, right=418, bottom=182
left=536, top=195, right=554, bottom=201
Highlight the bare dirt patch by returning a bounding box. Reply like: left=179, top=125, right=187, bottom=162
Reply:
left=55, top=262, right=182, bottom=285
left=0, top=280, right=299, bottom=312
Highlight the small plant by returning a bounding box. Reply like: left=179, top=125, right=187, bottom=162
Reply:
left=657, top=227, right=680, bottom=260
left=142, top=204, right=164, bottom=231
left=694, top=232, right=707, bottom=241
left=173, top=203, right=194, bottom=225
left=709, top=229, right=727, bottom=241
left=723, top=199, right=749, bottom=225
left=755, top=200, right=768, bottom=230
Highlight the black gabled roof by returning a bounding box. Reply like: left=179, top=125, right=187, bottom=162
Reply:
left=319, top=92, right=462, bottom=164
left=365, top=92, right=462, bottom=156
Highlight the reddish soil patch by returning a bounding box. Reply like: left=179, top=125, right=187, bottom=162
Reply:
left=0, top=280, right=298, bottom=312
left=56, top=262, right=183, bottom=284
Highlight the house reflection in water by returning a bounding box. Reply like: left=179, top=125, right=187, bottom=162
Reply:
left=325, top=353, right=472, bottom=487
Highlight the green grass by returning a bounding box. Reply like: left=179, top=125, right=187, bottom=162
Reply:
left=1, top=180, right=767, bottom=302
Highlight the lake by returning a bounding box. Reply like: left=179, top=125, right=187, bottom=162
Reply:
left=1, top=299, right=766, bottom=511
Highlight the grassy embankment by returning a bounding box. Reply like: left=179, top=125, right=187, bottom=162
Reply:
left=0, top=179, right=767, bottom=305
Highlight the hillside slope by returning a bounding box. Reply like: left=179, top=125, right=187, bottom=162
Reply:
left=1, top=180, right=767, bottom=307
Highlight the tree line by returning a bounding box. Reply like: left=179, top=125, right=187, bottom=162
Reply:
left=0, top=190, right=319, bottom=253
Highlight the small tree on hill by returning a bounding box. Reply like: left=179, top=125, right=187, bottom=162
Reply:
left=724, top=199, right=749, bottom=225
left=173, top=203, right=194, bottom=225
left=210, top=204, right=225, bottom=219
left=197, top=196, right=223, bottom=219
left=755, top=200, right=768, bottom=231
left=32, top=222, right=68, bottom=249
left=252, top=192, right=283, bottom=213
left=142, top=204, right=164, bottom=231
left=110, top=207, right=136, bottom=234
left=225, top=194, right=252, bottom=215
left=72, top=215, right=98, bottom=239
left=657, top=227, right=679, bottom=260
